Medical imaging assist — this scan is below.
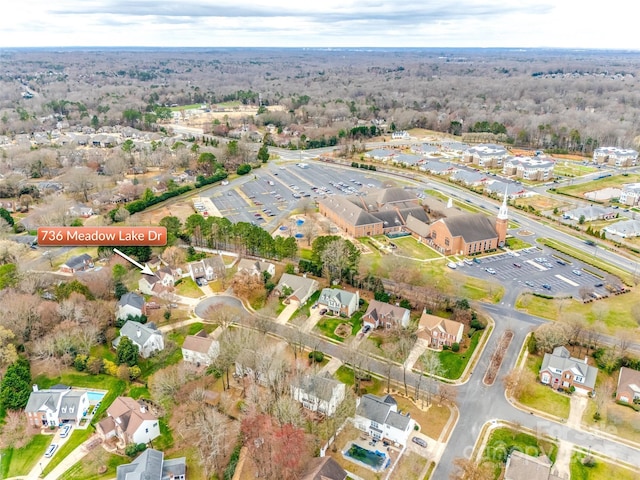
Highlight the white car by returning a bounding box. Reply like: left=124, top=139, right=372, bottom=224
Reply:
left=447, top=262, right=457, bottom=269
left=485, top=268, right=497, bottom=275
left=60, top=424, right=72, bottom=438
left=572, top=269, right=582, bottom=276
left=45, top=444, right=58, bottom=458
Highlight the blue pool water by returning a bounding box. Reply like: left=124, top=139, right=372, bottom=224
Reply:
left=345, top=443, right=388, bottom=470
left=87, top=391, right=106, bottom=402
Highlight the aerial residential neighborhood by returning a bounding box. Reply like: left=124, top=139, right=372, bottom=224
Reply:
left=1, top=47, right=640, bottom=480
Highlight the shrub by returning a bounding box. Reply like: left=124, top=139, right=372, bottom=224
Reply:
left=309, top=351, right=324, bottom=363
left=470, top=318, right=486, bottom=330
left=451, top=343, right=460, bottom=352
left=593, top=411, right=601, bottom=421
left=467, top=328, right=476, bottom=338
left=236, top=164, right=252, bottom=175
left=442, top=345, right=450, bottom=351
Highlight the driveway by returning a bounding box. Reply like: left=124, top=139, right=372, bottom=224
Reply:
left=301, top=309, right=323, bottom=333
left=275, top=301, right=300, bottom=324
left=403, top=338, right=430, bottom=370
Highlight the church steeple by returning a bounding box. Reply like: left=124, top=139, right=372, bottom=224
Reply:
left=498, top=186, right=509, bottom=220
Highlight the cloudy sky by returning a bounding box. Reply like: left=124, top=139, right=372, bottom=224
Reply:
left=2, top=0, right=638, bottom=49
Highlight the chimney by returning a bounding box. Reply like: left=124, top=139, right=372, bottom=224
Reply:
left=33, top=384, right=39, bottom=392
left=584, top=356, right=588, bottom=364
left=137, top=327, right=141, bottom=338
left=140, top=404, right=147, bottom=414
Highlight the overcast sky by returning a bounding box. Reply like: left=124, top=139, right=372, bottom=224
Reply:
left=2, top=0, right=638, bottom=49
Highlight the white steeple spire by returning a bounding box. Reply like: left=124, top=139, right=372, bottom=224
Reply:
left=447, top=197, right=453, bottom=209
left=498, top=186, right=509, bottom=220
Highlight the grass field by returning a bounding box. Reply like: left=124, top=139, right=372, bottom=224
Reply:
left=538, top=237, right=634, bottom=286
left=555, top=174, right=640, bottom=198
left=483, top=427, right=557, bottom=478
left=505, top=237, right=532, bottom=250
left=334, top=365, right=384, bottom=396
left=58, top=450, right=129, bottom=480
left=570, top=452, right=639, bottom=480
left=392, top=236, right=442, bottom=259
left=394, top=451, right=428, bottom=479
left=553, top=162, right=598, bottom=177
left=424, top=189, right=449, bottom=202
left=517, top=355, right=570, bottom=419
left=315, top=316, right=352, bottom=342
left=1, top=434, right=50, bottom=478
left=515, top=292, right=639, bottom=336
left=174, top=277, right=203, bottom=297
left=42, top=429, right=93, bottom=476
left=438, top=331, right=482, bottom=379
left=512, top=195, right=568, bottom=212
left=582, top=399, right=640, bottom=444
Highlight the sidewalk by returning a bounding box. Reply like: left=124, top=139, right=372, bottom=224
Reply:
left=42, top=435, right=100, bottom=480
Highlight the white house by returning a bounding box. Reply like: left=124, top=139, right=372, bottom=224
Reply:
left=620, top=183, right=640, bottom=206
left=464, top=144, right=510, bottom=167
left=391, top=131, right=410, bottom=140
left=291, top=374, right=346, bottom=417
left=317, top=288, right=359, bottom=317
left=181, top=330, right=219, bottom=367
left=603, top=219, right=640, bottom=238
left=563, top=205, right=617, bottom=222
left=97, top=396, right=160, bottom=445
left=117, top=292, right=145, bottom=321
left=539, top=346, right=598, bottom=394
left=25, top=385, right=89, bottom=427
left=138, top=267, right=176, bottom=296
left=188, top=255, right=225, bottom=282
left=593, top=147, right=639, bottom=167
left=353, top=394, right=415, bottom=447
left=364, top=148, right=396, bottom=162
left=236, top=258, right=276, bottom=277
left=502, top=156, right=555, bottom=181
left=113, top=321, right=164, bottom=358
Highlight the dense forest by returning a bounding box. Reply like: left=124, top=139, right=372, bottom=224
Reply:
left=1, top=48, right=639, bottom=152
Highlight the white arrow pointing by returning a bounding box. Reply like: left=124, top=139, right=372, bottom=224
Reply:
left=113, top=248, right=154, bottom=275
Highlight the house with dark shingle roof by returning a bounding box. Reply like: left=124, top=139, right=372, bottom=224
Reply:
left=274, top=273, right=319, bottom=305
left=59, top=253, right=93, bottom=274
left=353, top=393, right=415, bottom=446
left=291, top=374, right=346, bottom=416
left=317, top=288, right=359, bottom=317
left=300, top=457, right=347, bottom=480
left=429, top=213, right=500, bottom=255
left=117, top=292, right=146, bottom=321
left=362, top=299, right=410, bottom=330
left=116, top=448, right=186, bottom=480
left=539, top=346, right=597, bottom=394
left=25, top=385, right=89, bottom=427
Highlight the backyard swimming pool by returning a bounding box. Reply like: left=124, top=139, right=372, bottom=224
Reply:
left=344, top=443, right=389, bottom=470
left=87, top=391, right=106, bottom=402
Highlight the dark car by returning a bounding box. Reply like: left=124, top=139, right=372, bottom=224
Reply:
left=542, top=284, right=552, bottom=290
left=319, top=309, right=328, bottom=315
left=594, top=282, right=604, bottom=288
left=556, top=259, right=567, bottom=265
left=513, top=263, right=521, bottom=268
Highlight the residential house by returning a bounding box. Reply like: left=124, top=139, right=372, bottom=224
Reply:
left=504, top=450, right=561, bottom=480
left=25, top=385, right=89, bottom=427
left=116, top=449, right=186, bottom=480
left=464, top=144, right=510, bottom=167
left=138, top=267, right=176, bottom=296
left=603, top=219, right=640, bottom=238
left=353, top=394, right=415, bottom=446
left=429, top=214, right=501, bottom=255
left=300, top=457, right=347, bottom=480
left=450, top=170, right=489, bottom=187
left=274, top=273, right=319, bottom=305
left=391, top=130, right=410, bottom=140
left=484, top=180, right=531, bottom=199
left=317, top=288, right=359, bottom=317
left=620, top=183, right=640, bottom=206
left=362, top=300, right=410, bottom=330
left=181, top=330, right=219, bottom=367
left=417, top=311, right=464, bottom=348
left=291, top=374, right=346, bottom=416
left=414, top=143, right=440, bottom=156
left=539, top=346, right=598, bottom=394
left=117, top=292, right=146, bottom=321
left=59, top=253, right=93, bottom=274
left=440, top=140, right=469, bottom=153
left=364, top=148, right=396, bottom=162
left=68, top=204, right=94, bottom=218
left=236, top=258, right=276, bottom=277
left=563, top=205, right=617, bottom=222
left=113, top=321, right=164, bottom=359
left=419, top=161, right=458, bottom=176
left=593, top=147, right=639, bottom=167
left=188, top=255, right=225, bottom=283
left=391, top=153, right=423, bottom=167
left=97, top=396, right=161, bottom=445
left=502, top=156, right=555, bottom=181
left=615, top=367, right=640, bottom=404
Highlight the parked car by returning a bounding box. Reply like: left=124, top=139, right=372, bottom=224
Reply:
left=485, top=268, right=496, bottom=275
left=45, top=444, right=58, bottom=458
left=556, top=259, right=567, bottom=265
left=412, top=437, right=427, bottom=447
left=319, top=309, right=328, bottom=315
left=572, top=269, right=582, bottom=276
left=542, top=284, right=552, bottom=290
left=594, top=282, right=604, bottom=288
left=525, top=281, right=535, bottom=287
left=447, top=262, right=457, bottom=269
left=60, top=424, right=72, bottom=438
left=512, top=263, right=521, bottom=268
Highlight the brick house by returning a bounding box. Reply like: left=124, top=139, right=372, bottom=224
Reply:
left=539, top=346, right=598, bottom=394
left=615, top=367, right=640, bottom=404
left=417, top=311, right=464, bottom=348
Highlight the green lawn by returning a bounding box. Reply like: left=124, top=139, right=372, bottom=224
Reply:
left=58, top=450, right=129, bottom=480
left=392, top=236, right=442, bottom=259
left=291, top=290, right=321, bottom=320
left=424, top=189, right=449, bottom=202
left=334, top=365, right=384, bottom=395
left=1, top=434, right=50, bottom=478
left=41, top=429, right=93, bottom=477
left=315, top=316, right=352, bottom=342
left=555, top=174, right=640, bottom=198
left=553, top=162, right=598, bottom=177
left=483, top=427, right=557, bottom=478
left=436, top=330, right=483, bottom=380
left=570, top=452, right=639, bottom=480
left=582, top=398, right=640, bottom=444
left=299, top=248, right=313, bottom=260
left=174, top=277, right=203, bottom=297
left=505, top=237, right=532, bottom=250
left=518, top=355, right=570, bottom=419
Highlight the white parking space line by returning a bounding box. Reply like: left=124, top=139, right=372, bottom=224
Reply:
left=555, top=274, right=579, bottom=287
left=525, top=260, right=548, bottom=271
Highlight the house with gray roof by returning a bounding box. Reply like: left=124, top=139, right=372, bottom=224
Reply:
left=464, top=143, right=510, bottom=167
left=317, top=288, right=359, bottom=317
left=291, top=374, right=346, bottom=416
left=116, top=448, right=186, bottom=480
left=301, top=457, right=347, bottom=480
left=391, top=153, right=424, bottom=167
left=236, top=258, right=275, bottom=277
left=539, top=346, right=598, bottom=394
left=25, top=385, right=88, bottom=427
left=419, top=160, right=458, bottom=175
left=113, top=321, right=164, bottom=359
left=593, top=146, right=638, bottom=167
left=404, top=214, right=431, bottom=243
left=60, top=253, right=93, bottom=274
left=503, top=155, right=555, bottom=181
left=563, top=205, right=617, bottom=222
left=364, top=148, right=396, bottom=161
left=354, top=393, right=415, bottom=446
left=450, top=170, right=488, bottom=187
left=182, top=330, right=219, bottom=367
left=188, top=255, right=225, bottom=282
left=362, top=299, right=411, bottom=330
left=603, top=219, right=640, bottom=238
left=274, top=273, right=319, bottom=305
left=620, top=183, right=640, bottom=206
left=615, top=366, right=640, bottom=404
left=117, top=292, right=146, bottom=321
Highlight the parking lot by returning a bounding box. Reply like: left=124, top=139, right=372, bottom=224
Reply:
left=461, top=246, right=611, bottom=298
left=206, top=163, right=400, bottom=229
